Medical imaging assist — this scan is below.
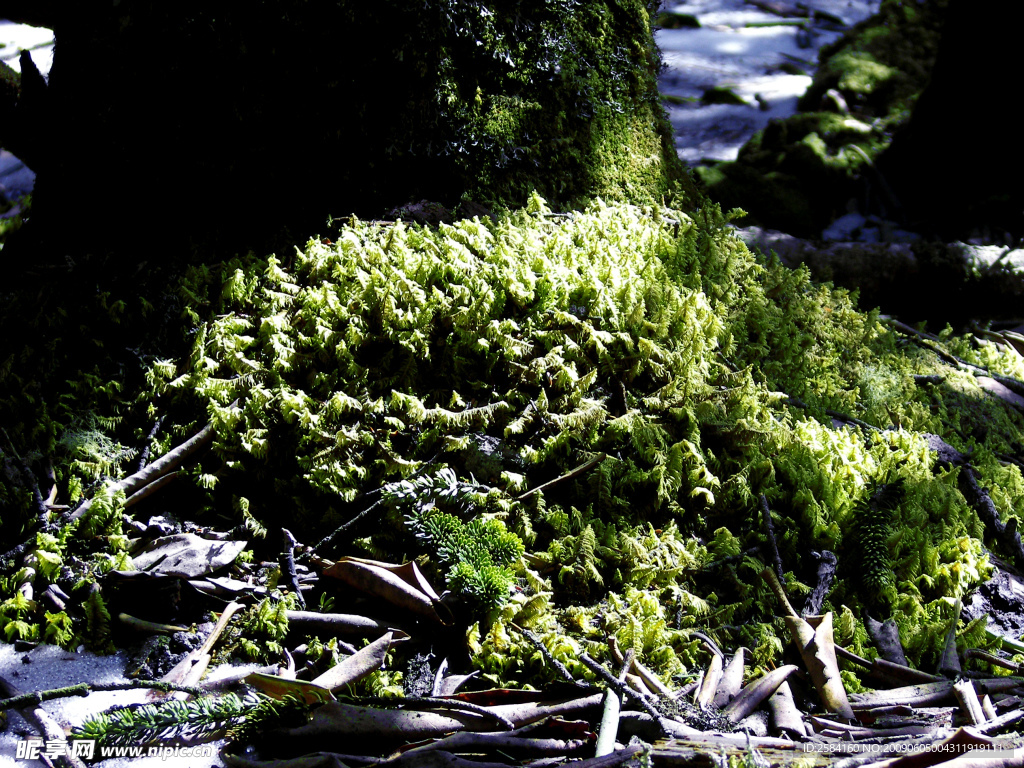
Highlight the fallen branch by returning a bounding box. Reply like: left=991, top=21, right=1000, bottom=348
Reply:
left=280, top=528, right=306, bottom=609
left=123, top=471, right=179, bottom=508
left=516, top=453, right=607, bottom=501
left=959, top=466, right=1024, bottom=568
left=579, top=652, right=663, bottom=722
left=135, top=415, right=166, bottom=473
left=0, top=679, right=207, bottom=714
left=68, top=419, right=218, bottom=523
left=512, top=624, right=577, bottom=684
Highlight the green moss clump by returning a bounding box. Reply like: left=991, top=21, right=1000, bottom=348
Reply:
left=2, top=197, right=1022, bottom=685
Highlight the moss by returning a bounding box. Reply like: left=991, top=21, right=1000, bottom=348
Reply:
left=799, top=0, right=949, bottom=114
left=3, top=197, right=1022, bottom=684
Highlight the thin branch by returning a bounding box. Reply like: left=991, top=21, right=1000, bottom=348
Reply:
left=135, top=415, right=166, bottom=473
left=512, top=623, right=577, bottom=684
left=579, top=652, right=662, bottom=721
left=305, top=453, right=442, bottom=558
left=0, top=680, right=208, bottom=713
left=68, top=418, right=218, bottom=522
left=516, top=453, right=607, bottom=501
left=280, top=528, right=306, bottom=609
left=759, top=494, right=785, bottom=583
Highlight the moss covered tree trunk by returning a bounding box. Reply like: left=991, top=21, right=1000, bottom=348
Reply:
left=1, top=0, right=697, bottom=266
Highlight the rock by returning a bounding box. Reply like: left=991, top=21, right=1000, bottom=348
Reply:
left=822, top=212, right=866, bottom=241
left=963, top=569, right=1024, bottom=640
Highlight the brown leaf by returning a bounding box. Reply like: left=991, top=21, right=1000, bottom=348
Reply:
left=244, top=673, right=335, bottom=705
left=323, top=557, right=450, bottom=624
left=311, top=630, right=408, bottom=692
left=132, top=533, right=247, bottom=578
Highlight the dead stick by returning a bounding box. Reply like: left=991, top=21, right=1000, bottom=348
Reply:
left=959, top=466, right=1024, bottom=567
left=68, top=419, right=217, bottom=522
left=0, top=680, right=208, bottom=712
left=759, top=494, right=785, bottom=583
left=135, top=415, right=165, bottom=473
left=512, top=623, right=577, bottom=684
left=280, top=528, right=306, bottom=609
left=123, top=471, right=179, bottom=508
left=516, top=453, right=607, bottom=501
left=580, top=652, right=662, bottom=721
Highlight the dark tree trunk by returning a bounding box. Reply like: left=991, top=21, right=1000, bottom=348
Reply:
left=1, top=1, right=696, bottom=270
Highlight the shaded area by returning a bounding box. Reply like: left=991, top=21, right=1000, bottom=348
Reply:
left=0, top=0, right=696, bottom=270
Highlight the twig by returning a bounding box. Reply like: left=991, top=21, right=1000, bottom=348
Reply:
left=759, top=494, right=785, bottom=583
left=280, top=528, right=306, bottom=609
left=512, top=624, right=577, bottom=684
left=516, top=453, right=607, bottom=501
left=595, top=649, right=633, bottom=756
left=68, top=418, right=219, bottom=522
left=690, top=631, right=724, bottom=660
left=959, top=466, right=1024, bottom=568
left=135, top=415, right=165, bottom=473
left=305, top=454, right=442, bottom=557
left=826, top=408, right=880, bottom=432
left=0, top=679, right=207, bottom=713
left=580, top=652, right=662, bottom=721
left=308, top=497, right=386, bottom=556
left=883, top=317, right=1024, bottom=398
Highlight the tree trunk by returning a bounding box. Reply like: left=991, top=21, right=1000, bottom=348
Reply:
left=2, top=1, right=697, bottom=267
